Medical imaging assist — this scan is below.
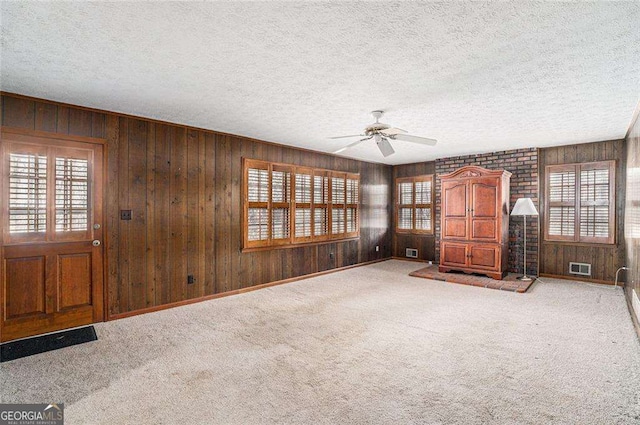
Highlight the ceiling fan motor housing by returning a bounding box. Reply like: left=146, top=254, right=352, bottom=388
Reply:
left=365, top=123, right=391, bottom=135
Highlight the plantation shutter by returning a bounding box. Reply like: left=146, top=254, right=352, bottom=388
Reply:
left=578, top=162, right=614, bottom=243
left=331, top=175, right=346, bottom=236
left=313, top=172, right=329, bottom=238
left=346, top=176, right=359, bottom=235
left=271, top=166, right=291, bottom=243
left=246, top=165, right=270, bottom=244
left=546, top=166, right=576, bottom=240
left=294, top=170, right=313, bottom=241
left=55, top=157, right=89, bottom=232
left=8, top=152, right=48, bottom=234
left=397, top=182, right=413, bottom=230
left=414, top=179, right=432, bottom=231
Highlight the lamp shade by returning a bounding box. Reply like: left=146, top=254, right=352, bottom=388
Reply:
left=511, top=198, right=538, bottom=216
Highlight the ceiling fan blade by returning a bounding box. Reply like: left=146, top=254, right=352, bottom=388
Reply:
left=376, top=138, right=395, bottom=157
left=334, top=137, right=371, bottom=154
left=329, top=134, right=365, bottom=139
left=378, top=127, right=407, bottom=136
left=392, top=133, right=437, bottom=146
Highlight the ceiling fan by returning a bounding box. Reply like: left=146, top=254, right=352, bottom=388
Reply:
left=330, top=110, right=437, bottom=157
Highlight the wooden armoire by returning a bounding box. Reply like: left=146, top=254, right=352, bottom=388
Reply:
left=439, top=166, right=511, bottom=280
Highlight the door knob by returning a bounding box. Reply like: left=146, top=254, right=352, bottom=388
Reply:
left=92, top=240, right=101, bottom=247
left=93, top=224, right=101, bottom=230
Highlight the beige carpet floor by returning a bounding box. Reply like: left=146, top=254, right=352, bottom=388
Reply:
left=1, top=260, right=639, bottom=424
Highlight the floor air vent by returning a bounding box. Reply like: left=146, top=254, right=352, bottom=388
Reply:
left=406, top=248, right=418, bottom=258
left=569, top=262, right=591, bottom=276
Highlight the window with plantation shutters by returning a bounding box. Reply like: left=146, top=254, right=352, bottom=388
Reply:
left=545, top=161, right=615, bottom=244
left=243, top=158, right=359, bottom=250
left=395, top=175, right=434, bottom=234
left=3, top=143, right=95, bottom=243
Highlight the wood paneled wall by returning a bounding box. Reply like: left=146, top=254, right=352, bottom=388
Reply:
left=1, top=94, right=392, bottom=317
left=624, top=110, right=640, bottom=320
left=538, top=140, right=626, bottom=283
left=392, top=161, right=437, bottom=261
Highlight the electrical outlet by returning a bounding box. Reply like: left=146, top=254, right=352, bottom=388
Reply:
left=375, top=245, right=379, bottom=252
left=187, top=275, right=195, bottom=284
left=428, top=260, right=433, bottom=265
left=120, top=210, right=132, bottom=220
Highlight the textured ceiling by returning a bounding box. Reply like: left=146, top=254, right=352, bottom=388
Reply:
left=1, top=2, right=639, bottom=165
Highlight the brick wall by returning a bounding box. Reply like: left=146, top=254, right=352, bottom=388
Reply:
left=434, top=148, right=539, bottom=276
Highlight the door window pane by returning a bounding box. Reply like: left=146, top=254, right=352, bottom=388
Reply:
left=8, top=153, right=47, bottom=233
left=55, top=157, right=89, bottom=232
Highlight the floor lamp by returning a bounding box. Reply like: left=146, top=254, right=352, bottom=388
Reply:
left=511, top=198, right=538, bottom=281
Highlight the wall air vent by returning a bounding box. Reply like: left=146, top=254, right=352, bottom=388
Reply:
left=569, top=262, right=591, bottom=276
left=406, top=248, right=418, bottom=258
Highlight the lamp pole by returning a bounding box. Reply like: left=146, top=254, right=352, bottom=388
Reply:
left=522, top=214, right=530, bottom=281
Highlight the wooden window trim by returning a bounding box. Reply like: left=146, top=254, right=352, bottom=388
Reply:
left=395, top=174, right=434, bottom=235
left=544, top=160, right=615, bottom=244
left=243, top=158, right=360, bottom=251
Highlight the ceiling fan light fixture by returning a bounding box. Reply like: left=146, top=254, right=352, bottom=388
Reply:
left=376, top=137, right=395, bottom=157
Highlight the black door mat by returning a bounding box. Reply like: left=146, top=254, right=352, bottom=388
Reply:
left=1, top=326, right=97, bottom=362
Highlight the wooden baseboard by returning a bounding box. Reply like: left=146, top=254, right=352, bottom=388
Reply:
left=108, top=258, right=390, bottom=321
left=538, top=273, right=619, bottom=286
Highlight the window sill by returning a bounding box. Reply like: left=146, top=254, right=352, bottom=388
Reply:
left=542, top=239, right=617, bottom=247
left=242, top=236, right=360, bottom=253
left=395, top=230, right=435, bottom=236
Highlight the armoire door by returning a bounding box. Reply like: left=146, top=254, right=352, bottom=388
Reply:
left=468, top=244, right=500, bottom=271
left=469, top=177, right=499, bottom=242
left=1, top=131, right=104, bottom=342
left=440, top=242, right=468, bottom=268
left=441, top=180, right=468, bottom=240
